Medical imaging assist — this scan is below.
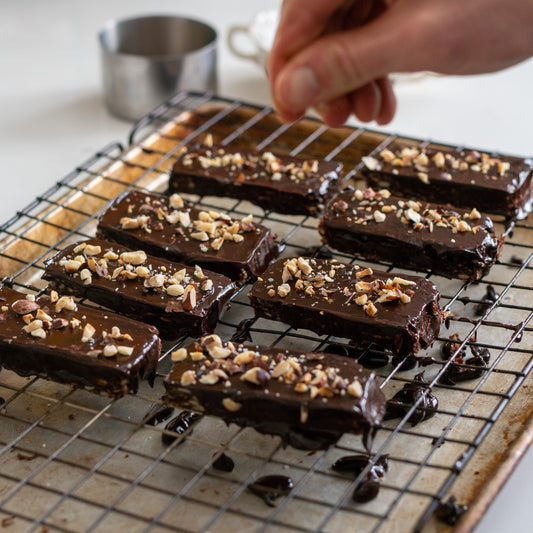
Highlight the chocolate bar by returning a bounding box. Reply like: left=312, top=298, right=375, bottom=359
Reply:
left=361, top=143, right=533, bottom=219
left=319, top=188, right=504, bottom=281
left=163, top=335, right=386, bottom=450
left=249, top=257, right=443, bottom=356
left=96, top=190, right=280, bottom=282
left=168, top=143, right=342, bottom=216
left=42, top=239, right=235, bottom=340
left=0, top=286, right=160, bottom=397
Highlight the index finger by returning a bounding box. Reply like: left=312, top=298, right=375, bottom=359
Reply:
left=268, top=0, right=348, bottom=82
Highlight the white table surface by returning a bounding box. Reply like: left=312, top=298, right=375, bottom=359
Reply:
left=1, top=1, right=532, bottom=531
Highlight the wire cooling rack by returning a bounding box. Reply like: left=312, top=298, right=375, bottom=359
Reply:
left=1, top=92, right=533, bottom=533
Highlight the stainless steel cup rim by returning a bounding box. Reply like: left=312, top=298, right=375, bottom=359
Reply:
left=98, top=14, right=218, bottom=61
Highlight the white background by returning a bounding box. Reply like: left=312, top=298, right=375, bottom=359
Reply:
left=1, top=1, right=532, bottom=531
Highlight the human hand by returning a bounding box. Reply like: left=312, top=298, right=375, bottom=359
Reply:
left=268, top=0, right=533, bottom=127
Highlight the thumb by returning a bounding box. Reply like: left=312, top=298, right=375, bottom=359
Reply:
left=272, top=10, right=416, bottom=120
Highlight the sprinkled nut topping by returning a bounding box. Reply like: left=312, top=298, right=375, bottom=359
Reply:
left=117, top=194, right=256, bottom=254
left=268, top=257, right=416, bottom=317
left=179, top=146, right=322, bottom=184
left=120, top=251, right=147, bottom=265
left=364, top=145, right=513, bottom=179
left=337, top=188, right=485, bottom=235
left=6, top=291, right=138, bottom=360
left=81, top=323, right=96, bottom=343
left=56, top=243, right=217, bottom=311
left=171, top=348, right=188, bottom=362
left=173, top=339, right=369, bottom=404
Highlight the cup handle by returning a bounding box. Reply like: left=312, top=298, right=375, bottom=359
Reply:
left=227, top=25, right=264, bottom=66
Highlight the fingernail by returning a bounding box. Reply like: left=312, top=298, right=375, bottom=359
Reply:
left=279, top=66, right=320, bottom=110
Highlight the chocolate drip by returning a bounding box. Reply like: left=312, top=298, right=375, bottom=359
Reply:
left=510, top=254, right=525, bottom=265
left=332, top=453, right=389, bottom=478
left=439, top=345, right=490, bottom=385
left=435, top=496, right=468, bottom=525
left=474, top=285, right=499, bottom=315
left=145, top=403, right=174, bottom=426
left=299, top=245, right=335, bottom=260
left=332, top=453, right=389, bottom=503
left=230, top=318, right=255, bottom=343
left=212, top=453, right=235, bottom=472
left=384, top=372, right=438, bottom=426
left=441, top=333, right=466, bottom=360
left=161, top=411, right=202, bottom=446
left=248, top=475, right=293, bottom=507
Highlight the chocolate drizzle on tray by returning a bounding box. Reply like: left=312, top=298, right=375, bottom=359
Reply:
left=384, top=373, right=438, bottom=426
left=161, top=410, right=202, bottom=446
left=332, top=453, right=389, bottom=503
left=248, top=475, right=294, bottom=507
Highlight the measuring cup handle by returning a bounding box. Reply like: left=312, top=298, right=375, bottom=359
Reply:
left=227, top=25, right=264, bottom=66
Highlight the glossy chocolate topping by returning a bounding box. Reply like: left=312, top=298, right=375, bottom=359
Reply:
left=320, top=188, right=503, bottom=281
left=163, top=336, right=386, bottom=450
left=249, top=257, right=443, bottom=356
left=361, top=143, right=533, bottom=219
left=0, top=286, right=160, bottom=397
left=168, top=142, right=342, bottom=216
left=43, top=238, right=235, bottom=340
left=96, top=189, right=281, bottom=282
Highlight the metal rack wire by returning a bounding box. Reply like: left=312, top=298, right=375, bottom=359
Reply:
left=1, top=91, right=533, bottom=533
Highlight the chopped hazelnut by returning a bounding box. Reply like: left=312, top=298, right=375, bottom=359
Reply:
left=171, top=348, right=188, bottom=362
left=180, top=370, right=197, bottom=386
left=241, top=367, right=270, bottom=386
left=169, top=193, right=185, bottom=209
left=120, top=250, right=147, bottom=266
left=234, top=350, right=256, bottom=364
left=347, top=379, right=363, bottom=398
left=222, top=397, right=242, bottom=411
left=55, top=296, right=77, bottom=313
left=277, top=283, right=291, bottom=298
left=81, top=323, right=96, bottom=343
left=84, top=244, right=102, bottom=256
left=356, top=267, right=373, bottom=279
left=182, top=285, right=197, bottom=310
left=103, top=344, right=118, bottom=357
left=166, top=284, right=185, bottom=297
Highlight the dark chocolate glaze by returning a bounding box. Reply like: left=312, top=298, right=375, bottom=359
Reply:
left=230, top=317, right=255, bottom=343
left=362, top=143, right=533, bottom=220
left=510, top=254, right=525, bottom=265
left=474, top=284, right=499, bottom=315
left=435, top=496, right=468, bottom=525
left=248, top=475, right=293, bottom=507
left=319, top=189, right=503, bottom=281
left=384, top=373, right=438, bottom=426
left=249, top=257, right=443, bottom=356
left=43, top=239, right=236, bottom=340
left=439, top=345, right=489, bottom=385
left=96, top=189, right=281, bottom=282
left=212, top=453, right=235, bottom=472
left=332, top=453, right=389, bottom=478
left=352, top=475, right=381, bottom=503
left=163, top=339, right=386, bottom=451
left=298, top=245, right=335, bottom=260
left=161, top=410, right=202, bottom=445
left=145, top=404, right=174, bottom=426
left=168, top=143, right=342, bottom=216
left=441, top=333, right=466, bottom=360
left=0, top=286, right=160, bottom=398
left=324, top=343, right=390, bottom=369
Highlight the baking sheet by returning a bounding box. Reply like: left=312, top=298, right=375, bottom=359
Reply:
left=1, top=94, right=532, bottom=533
